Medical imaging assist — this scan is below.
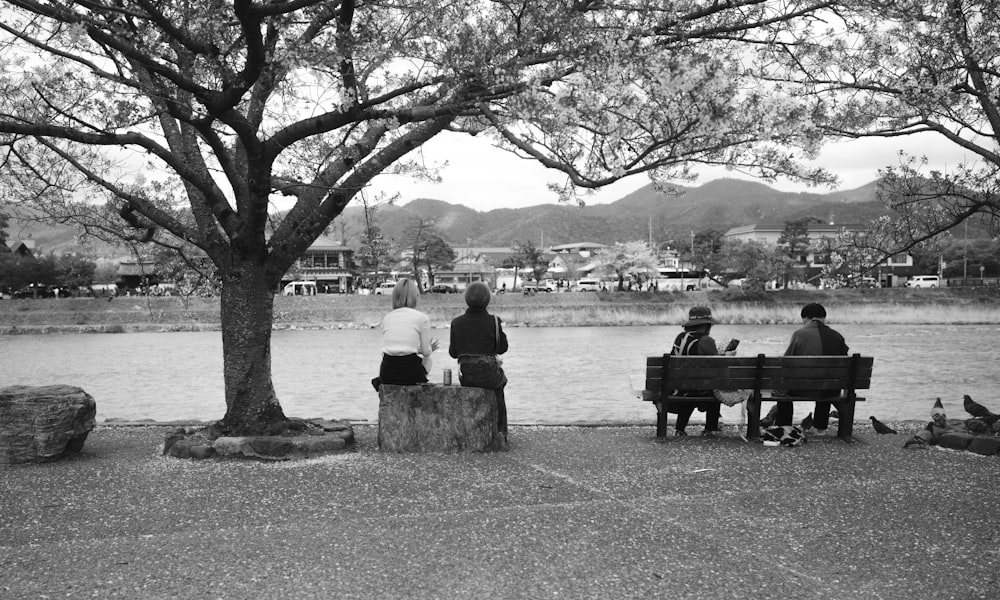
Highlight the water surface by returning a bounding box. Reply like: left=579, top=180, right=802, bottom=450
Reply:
left=1, top=324, right=995, bottom=426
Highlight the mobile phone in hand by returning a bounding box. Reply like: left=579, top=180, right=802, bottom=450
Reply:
left=725, top=339, right=740, bottom=352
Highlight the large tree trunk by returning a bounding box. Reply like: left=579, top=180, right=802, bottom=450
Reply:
left=216, top=259, right=287, bottom=435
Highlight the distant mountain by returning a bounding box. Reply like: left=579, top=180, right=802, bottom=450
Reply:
left=4, top=177, right=922, bottom=257
left=362, top=177, right=890, bottom=248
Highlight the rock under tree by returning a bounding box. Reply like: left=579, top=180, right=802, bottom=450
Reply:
left=1, top=385, right=96, bottom=465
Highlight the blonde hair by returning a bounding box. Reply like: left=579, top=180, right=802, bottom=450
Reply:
left=391, top=278, right=419, bottom=309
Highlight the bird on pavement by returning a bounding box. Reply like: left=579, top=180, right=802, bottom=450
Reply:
left=800, top=412, right=814, bottom=431
left=931, top=398, right=947, bottom=428
left=870, top=416, right=897, bottom=434
left=963, top=394, right=1000, bottom=425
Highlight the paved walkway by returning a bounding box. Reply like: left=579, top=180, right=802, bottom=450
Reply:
left=1, top=424, right=998, bottom=599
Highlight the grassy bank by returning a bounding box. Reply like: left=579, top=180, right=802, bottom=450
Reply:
left=1, top=287, right=998, bottom=333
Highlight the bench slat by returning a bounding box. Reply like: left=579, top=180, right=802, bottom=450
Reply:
left=647, top=355, right=873, bottom=369
left=646, top=377, right=871, bottom=390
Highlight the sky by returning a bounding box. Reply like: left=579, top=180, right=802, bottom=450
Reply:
left=367, top=131, right=980, bottom=212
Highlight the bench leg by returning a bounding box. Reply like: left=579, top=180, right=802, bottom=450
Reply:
left=837, top=401, right=856, bottom=441
left=746, top=397, right=760, bottom=441
left=655, top=401, right=668, bottom=439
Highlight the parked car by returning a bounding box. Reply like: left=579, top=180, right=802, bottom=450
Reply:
left=11, top=284, right=52, bottom=299
left=430, top=284, right=457, bottom=293
left=906, top=275, right=941, bottom=288
left=374, top=281, right=398, bottom=295
left=574, top=278, right=602, bottom=292
left=521, top=281, right=554, bottom=295
left=849, top=276, right=878, bottom=288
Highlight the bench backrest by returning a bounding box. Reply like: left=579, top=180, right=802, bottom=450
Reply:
left=645, top=354, right=874, bottom=396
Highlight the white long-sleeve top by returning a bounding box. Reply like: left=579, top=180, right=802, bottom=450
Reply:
left=380, top=307, right=434, bottom=358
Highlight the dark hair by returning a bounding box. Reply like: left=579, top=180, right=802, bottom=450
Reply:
left=464, top=281, right=491, bottom=309
left=801, top=302, right=827, bottom=319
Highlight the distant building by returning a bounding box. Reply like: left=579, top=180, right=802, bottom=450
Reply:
left=549, top=242, right=606, bottom=257
left=283, top=236, right=356, bottom=293
left=432, top=247, right=504, bottom=290
left=723, top=222, right=914, bottom=286
left=7, top=240, right=35, bottom=258
left=117, top=260, right=158, bottom=290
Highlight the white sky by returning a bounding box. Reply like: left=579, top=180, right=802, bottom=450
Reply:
left=367, top=131, right=980, bottom=212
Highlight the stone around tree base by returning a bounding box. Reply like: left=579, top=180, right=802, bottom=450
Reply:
left=378, top=384, right=506, bottom=453
left=162, top=418, right=355, bottom=460
left=1, top=385, right=97, bottom=466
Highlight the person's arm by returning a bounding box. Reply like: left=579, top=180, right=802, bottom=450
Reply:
left=417, top=313, right=434, bottom=357
left=699, top=335, right=719, bottom=356
left=448, top=319, right=460, bottom=359
left=496, top=317, right=509, bottom=355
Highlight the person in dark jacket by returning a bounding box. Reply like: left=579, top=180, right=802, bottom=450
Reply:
left=449, top=282, right=509, bottom=437
left=670, top=305, right=722, bottom=436
left=776, top=302, right=849, bottom=428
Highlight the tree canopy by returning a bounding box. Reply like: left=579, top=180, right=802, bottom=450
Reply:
left=768, top=0, right=1000, bottom=254
left=0, top=0, right=841, bottom=434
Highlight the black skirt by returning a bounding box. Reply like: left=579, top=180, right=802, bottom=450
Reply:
left=378, top=353, right=428, bottom=386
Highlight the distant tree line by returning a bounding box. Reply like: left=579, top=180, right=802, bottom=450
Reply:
left=0, top=252, right=104, bottom=296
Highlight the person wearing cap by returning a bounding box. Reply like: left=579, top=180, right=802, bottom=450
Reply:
left=776, top=302, right=849, bottom=429
left=373, top=278, right=439, bottom=388
left=450, top=281, right=509, bottom=438
left=668, top=305, right=722, bottom=436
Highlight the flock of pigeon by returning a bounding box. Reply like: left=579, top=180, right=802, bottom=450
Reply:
left=899, top=395, right=1000, bottom=449
left=756, top=394, right=1000, bottom=447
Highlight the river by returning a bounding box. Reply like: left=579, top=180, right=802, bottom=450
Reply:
left=1, top=324, right=996, bottom=426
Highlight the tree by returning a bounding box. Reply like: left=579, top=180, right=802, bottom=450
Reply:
left=508, top=240, right=547, bottom=286
left=402, top=217, right=436, bottom=289
left=768, top=0, right=1000, bottom=254
left=419, top=235, right=456, bottom=287
left=357, top=197, right=395, bottom=290
left=57, top=254, right=96, bottom=291
left=776, top=217, right=823, bottom=286
left=592, top=241, right=658, bottom=291
left=0, top=1, right=837, bottom=435
left=708, top=239, right=789, bottom=290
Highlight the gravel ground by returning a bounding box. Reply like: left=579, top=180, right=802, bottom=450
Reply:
left=1, top=423, right=998, bottom=599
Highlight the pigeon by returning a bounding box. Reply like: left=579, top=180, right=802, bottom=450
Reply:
left=963, top=395, right=1000, bottom=425
left=931, top=398, right=947, bottom=428
left=800, top=412, right=814, bottom=431
left=759, top=404, right=779, bottom=428
left=965, top=418, right=989, bottom=434
left=903, top=428, right=933, bottom=448
left=870, top=416, right=897, bottom=434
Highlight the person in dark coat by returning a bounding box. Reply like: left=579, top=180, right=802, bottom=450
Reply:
left=670, top=305, right=722, bottom=436
left=449, top=282, right=509, bottom=437
left=776, top=302, right=849, bottom=429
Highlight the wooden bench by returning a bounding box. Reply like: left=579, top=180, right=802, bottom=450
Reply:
left=643, top=354, right=874, bottom=441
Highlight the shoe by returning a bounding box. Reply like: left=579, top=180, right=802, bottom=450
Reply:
left=674, top=430, right=687, bottom=436
left=701, top=429, right=719, bottom=437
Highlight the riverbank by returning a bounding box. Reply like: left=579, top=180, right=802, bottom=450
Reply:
left=1, top=287, right=999, bottom=333
left=1, top=423, right=996, bottom=599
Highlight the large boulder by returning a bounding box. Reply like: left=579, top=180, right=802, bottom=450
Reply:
left=378, top=384, right=506, bottom=453
left=0, top=385, right=96, bottom=465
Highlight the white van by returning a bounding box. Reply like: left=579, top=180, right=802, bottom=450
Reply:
left=905, top=275, right=941, bottom=288
left=374, top=281, right=398, bottom=295
left=283, top=281, right=317, bottom=296
left=574, top=278, right=602, bottom=292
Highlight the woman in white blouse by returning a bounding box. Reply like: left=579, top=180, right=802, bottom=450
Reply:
left=373, top=278, right=439, bottom=387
